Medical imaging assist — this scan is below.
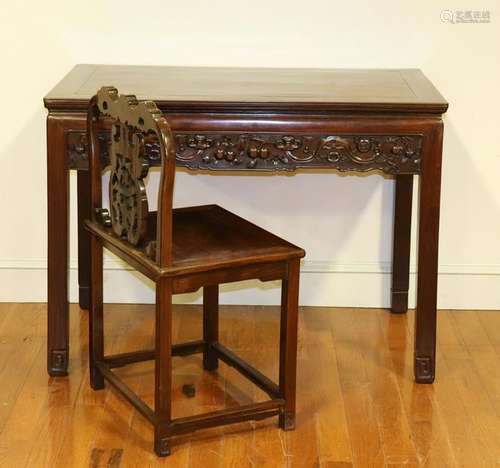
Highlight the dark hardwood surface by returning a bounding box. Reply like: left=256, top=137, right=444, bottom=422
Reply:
left=45, top=64, right=448, bottom=114
left=44, top=65, right=448, bottom=385
left=86, top=206, right=304, bottom=280
left=169, top=205, right=304, bottom=268
left=87, top=205, right=304, bottom=279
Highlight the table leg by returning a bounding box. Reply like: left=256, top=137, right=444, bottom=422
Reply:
left=47, top=115, right=70, bottom=376
left=414, top=122, right=443, bottom=383
left=391, top=174, right=414, bottom=313
left=77, top=170, right=91, bottom=310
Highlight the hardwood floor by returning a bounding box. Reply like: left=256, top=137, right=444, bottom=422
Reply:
left=0, top=303, right=499, bottom=467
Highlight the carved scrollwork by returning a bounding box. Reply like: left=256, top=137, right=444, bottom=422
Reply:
left=68, top=132, right=110, bottom=170
left=108, top=122, right=150, bottom=246
left=87, top=87, right=176, bottom=253
left=69, top=132, right=422, bottom=175
left=175, top=133, right=422, bottom=174
left=67, top=132, right=161, bottom=170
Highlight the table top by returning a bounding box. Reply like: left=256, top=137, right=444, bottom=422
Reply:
left=44, top=64, right=448, bottom=114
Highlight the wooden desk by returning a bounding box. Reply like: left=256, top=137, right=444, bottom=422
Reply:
left=44, top=65, right=448, bottom=383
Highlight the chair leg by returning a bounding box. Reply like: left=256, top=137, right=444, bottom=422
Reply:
left=203, top=285, right=219, bottom=371
left=89, top=235, right=104, bottom=390
left=279, top=259, right=300, bottom=431
left=154, top=277, right=173, bottom=457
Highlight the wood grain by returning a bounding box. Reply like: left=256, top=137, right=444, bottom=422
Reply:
left=44, top=65, right=448, bottom=114
left=3, top=304, right=496, bottom=467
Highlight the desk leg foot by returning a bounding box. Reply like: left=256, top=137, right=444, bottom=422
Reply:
left=391, top=291, right=409, bottom=314
left=414, top=356, right=435, bottom=383
left=49, top=349, right=69, bottom=377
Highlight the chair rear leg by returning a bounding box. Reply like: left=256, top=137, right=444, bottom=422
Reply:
left=203, top=285, right=219, bottom=371
left=89, top=235, right=104, bottom=390
left=279, top=259, right=300, bottom=430
left=154, top=277, right=173, bottom=457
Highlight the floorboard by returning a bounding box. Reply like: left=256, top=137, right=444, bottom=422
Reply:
left=0, top=305, right=498, bottom=467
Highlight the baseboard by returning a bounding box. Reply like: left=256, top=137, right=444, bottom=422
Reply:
left=0, top=258, right=499, bottom=309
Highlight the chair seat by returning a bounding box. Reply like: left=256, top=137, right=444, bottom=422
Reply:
left=171, top=204, right=304, bottom=268
left=85, top=204, right=305, bottom=278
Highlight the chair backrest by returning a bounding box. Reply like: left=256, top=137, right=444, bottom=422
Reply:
left=87, top=87, right=176, bottom=268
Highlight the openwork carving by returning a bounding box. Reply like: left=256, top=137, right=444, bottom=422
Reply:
left=107, top=122, right=150, bottom=245
left=91, top=87, right=170, bottom=247
left=175, top=134, right=422, bottom=174
left=70, top=132, right=422, bottom=175
left=68, top=132, right=110, bottom=170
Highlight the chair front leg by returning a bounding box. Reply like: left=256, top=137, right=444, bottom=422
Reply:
left=279, top=259, right=300, bottom=431
left=89, top=235, right=104, bottom=390
left=203, top=285, right=219, bottom=371
left=154, top=277, right=173, bottom=457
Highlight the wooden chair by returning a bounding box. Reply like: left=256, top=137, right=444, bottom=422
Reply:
left=85, top=87, right=305, bottom=456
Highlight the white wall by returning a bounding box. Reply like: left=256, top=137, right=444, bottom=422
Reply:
left=1, top=0, right=499, bottom=308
